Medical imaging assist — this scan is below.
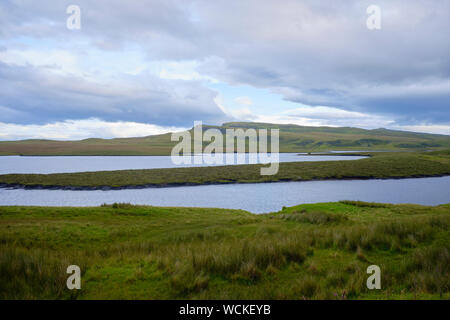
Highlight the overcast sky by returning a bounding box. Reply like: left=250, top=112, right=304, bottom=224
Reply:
left=0, top=0, right=449, bottom=140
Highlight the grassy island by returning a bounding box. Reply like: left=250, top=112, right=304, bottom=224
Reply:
left=0, top=151, right=449, bottom=190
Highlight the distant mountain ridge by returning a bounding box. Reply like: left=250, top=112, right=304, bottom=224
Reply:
left=0, top=122, right=449, bottom=156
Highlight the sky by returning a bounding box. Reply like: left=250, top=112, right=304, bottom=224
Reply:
left=0, top=0, right=449, bottom=140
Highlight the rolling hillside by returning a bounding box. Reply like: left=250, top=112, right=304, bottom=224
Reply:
left=0, top=122, right=449, bottom=156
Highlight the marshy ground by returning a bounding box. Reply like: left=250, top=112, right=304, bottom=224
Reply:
left=0, top=201, right=448, bottom=299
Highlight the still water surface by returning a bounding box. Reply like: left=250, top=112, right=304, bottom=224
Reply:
left=0, top=154, right=366, bottom=174
left=1, top=177, right=448, bottom=213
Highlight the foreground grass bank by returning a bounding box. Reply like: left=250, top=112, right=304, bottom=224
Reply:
left=0, top=151, right=449, bottom=189
left=0, top=201, right=449, bottom=299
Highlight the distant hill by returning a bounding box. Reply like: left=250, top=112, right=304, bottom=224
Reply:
left=0, top=122, right=449, bottom=155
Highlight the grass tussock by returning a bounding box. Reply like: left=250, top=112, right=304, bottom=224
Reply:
left=101, top=202, right=138, bottom=209
left=0, top=246, right=88, bottom=299
left=154, top=237, right=311, bottom=295
left=278, top=210, right=348, bottom=224
left=314, top=217, right=446, bottom=252
left=400, top=246, right=450, bottom=295
left=339, top=200, right=392, bottom=208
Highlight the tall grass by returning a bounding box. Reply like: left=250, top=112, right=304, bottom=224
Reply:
left=0, top=246, right=88, bottom=299
left=278, top=210, right=348, bottom=224
left=400, top=246, right=449, bottom=296
left=153, top=236, right=311, bottom=295
left=0, top=203, right=448, bottom=299
left=339, top=200, right=391, bottom=208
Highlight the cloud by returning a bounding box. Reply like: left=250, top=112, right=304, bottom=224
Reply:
left=0, top=118, right=187, bottom=140
left=0, top=0, right=449, bottom=136
left=231, top=105, right=450, bottom=134
left=229, top=105, right=395, bottom=128
left=0, top=61, right=228, bottom=126
left=193, top=0, right=450, bottom=123
left=394, top=124, right=450, bottom=135
left=0, top=48, right=78, bottom=75
left=234, top=96, right=253, bottom=106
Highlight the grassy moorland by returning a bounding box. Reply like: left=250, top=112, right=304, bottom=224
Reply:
left=1, top=122, right=450, bottom=156
left=0, top=201, right=448, bottom=299
left=0, top=151, right=449, bottom=189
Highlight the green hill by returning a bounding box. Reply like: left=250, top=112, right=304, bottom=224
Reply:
left=0, top=122, right=449, bottom=156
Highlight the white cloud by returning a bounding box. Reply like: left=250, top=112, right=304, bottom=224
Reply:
left=227, top=104, right=396, bottom=129
left=0, top=49, right=79, bottom=75
left=393, top=124, right=450, bottom=135
left=0, top=119, right=187, bottom=140
left=285, top=106, right=373, bottom=120
left=234, top=96, right=253, bottom=106
left=230, top=107, right=257, bottom=121
left=158, top=60, right=217, bottom=82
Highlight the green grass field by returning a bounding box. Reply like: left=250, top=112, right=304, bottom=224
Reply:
left=0, top=201, right=448, bottom=299
left=1, top=151, right=449, bottom=189
left=1, top=122, right=450, bottom=156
